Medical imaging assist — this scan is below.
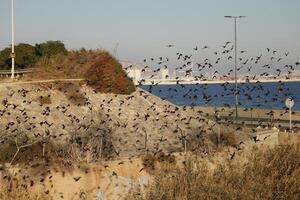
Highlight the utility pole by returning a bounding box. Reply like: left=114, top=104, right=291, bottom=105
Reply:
left=225, top=16, right=246, bottom=122
left=11, top=0, right=15, bottom=79
left=113, top=43, right=119, bottom=58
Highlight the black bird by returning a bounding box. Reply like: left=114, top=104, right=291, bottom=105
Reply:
left=112, top=171, right=118, bottom=177
left=230, top=152, right=236, bottom=160
left=166, top=44, right=174, bottom=48
left=73, top=176, right=81, bottom=182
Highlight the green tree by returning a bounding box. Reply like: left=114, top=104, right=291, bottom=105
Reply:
left=15, top=43, right=38, bottom=69
left=0, top=41, right=69, bottom=70
left=35, top=41, right=68, bottom=57
left=0, top=43, right=38, bottom=70
left=0, top=47, right=11, bottom=70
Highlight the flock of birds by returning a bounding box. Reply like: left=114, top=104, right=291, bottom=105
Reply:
left=124, top=42, right=300, bottom=128
left=0, top=42, right=299, bottom=199
left=139, top=42, right=298, bottom=80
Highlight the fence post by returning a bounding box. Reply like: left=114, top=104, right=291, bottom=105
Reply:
left=144, top=132, right=148, bottom=151
left=218, top=126, right=221, bottom=148
left=99, top=135, right=103, bottom=159
left=184, top=135, right=187, bottom=154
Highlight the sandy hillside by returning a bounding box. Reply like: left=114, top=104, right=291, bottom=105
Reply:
left=0, top=80, right=218, bottom=160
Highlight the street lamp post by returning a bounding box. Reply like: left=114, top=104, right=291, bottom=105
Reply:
left=285, top=97, right=295, bottom=133
left=11, top=0, right=15, bottom=79
left=225, top=16, right=246, bottom=122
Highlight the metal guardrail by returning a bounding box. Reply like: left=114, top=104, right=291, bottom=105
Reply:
left=0, top=69, right=33, bottom=75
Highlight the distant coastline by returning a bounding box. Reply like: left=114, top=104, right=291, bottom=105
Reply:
left=140, top=81, right=300, bottom=110
left=141, top=78, right=300, bottom=85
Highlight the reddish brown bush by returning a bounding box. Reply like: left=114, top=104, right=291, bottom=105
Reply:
left=29, top=49, right=135, bottom=95
left=84, top=51, right=135, bottom=94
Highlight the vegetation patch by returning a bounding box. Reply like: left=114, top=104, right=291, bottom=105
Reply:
left=0, top=41, right=67, bottom=70
left=0, top=141, right=17, bottom=163
left=209, top=127, right=238, bottom=148
left=38, top=95, right=52, bottom=106
left=66, top=91, right=87, bottom=106
left=0, top=41, right=135, bottom=95
left=142, top=152, right=176, bottom=174
left=127, top=144, right=300, bottom=200
left=84, top=51, right=136, bottom=94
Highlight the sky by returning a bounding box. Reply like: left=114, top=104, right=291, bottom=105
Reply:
left=0, top=0, right=299, bottom=65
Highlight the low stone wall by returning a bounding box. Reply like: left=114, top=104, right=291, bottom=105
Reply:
left=256, top=129, right=279, bottom=148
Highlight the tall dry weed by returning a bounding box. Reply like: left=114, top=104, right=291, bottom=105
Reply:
left=127, top=144, right=300, bottom=200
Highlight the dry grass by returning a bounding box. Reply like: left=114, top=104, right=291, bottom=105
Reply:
left=84, top=51, right=136, bottom=94
left=127, top=144, right=300, bottom=200
left=221, top=132, right=238, bottom=147
left=209, top=128, right=238, bottom=148
left=50, top=82, right=87, bottom=106
left=66, top=91, right=87, bottom=106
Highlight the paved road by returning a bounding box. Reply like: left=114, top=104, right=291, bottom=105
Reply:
left=217, top=116, right=300, bottom=129
left=0, top=78, right=85, bottom=88
left=196, top=106, right=300, bottom=129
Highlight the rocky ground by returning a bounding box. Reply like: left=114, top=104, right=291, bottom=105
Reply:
left=0, top=80, right=224, bottom=199
left=0, top=80, right=220, bottom=161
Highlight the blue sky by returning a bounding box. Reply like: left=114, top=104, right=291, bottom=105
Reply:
left=0, top=0, right=299, bottom=64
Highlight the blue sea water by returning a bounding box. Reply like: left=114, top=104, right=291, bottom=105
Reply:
left=140, top=81, right=300, bottom=110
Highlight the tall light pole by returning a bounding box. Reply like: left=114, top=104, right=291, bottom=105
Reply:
left=11, top=0, right=15, bottom=79
left=224, top=16, right=246, bottom=122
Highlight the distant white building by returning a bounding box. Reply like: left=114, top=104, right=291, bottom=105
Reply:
left=161, top=68, right=169, bottom=80
left=294, top=70, right=300, bottom=76
left=121, top=61, right=144, bottom=84
left=127, top=68, right=141, bottom=84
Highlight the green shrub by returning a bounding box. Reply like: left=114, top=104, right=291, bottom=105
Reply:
left=35, top=41, right=67, bottom=57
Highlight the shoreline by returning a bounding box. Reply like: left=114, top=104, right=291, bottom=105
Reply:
left=192, top=105, right=300, bottom=112
left=141, top=78, right=300, bottom=85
